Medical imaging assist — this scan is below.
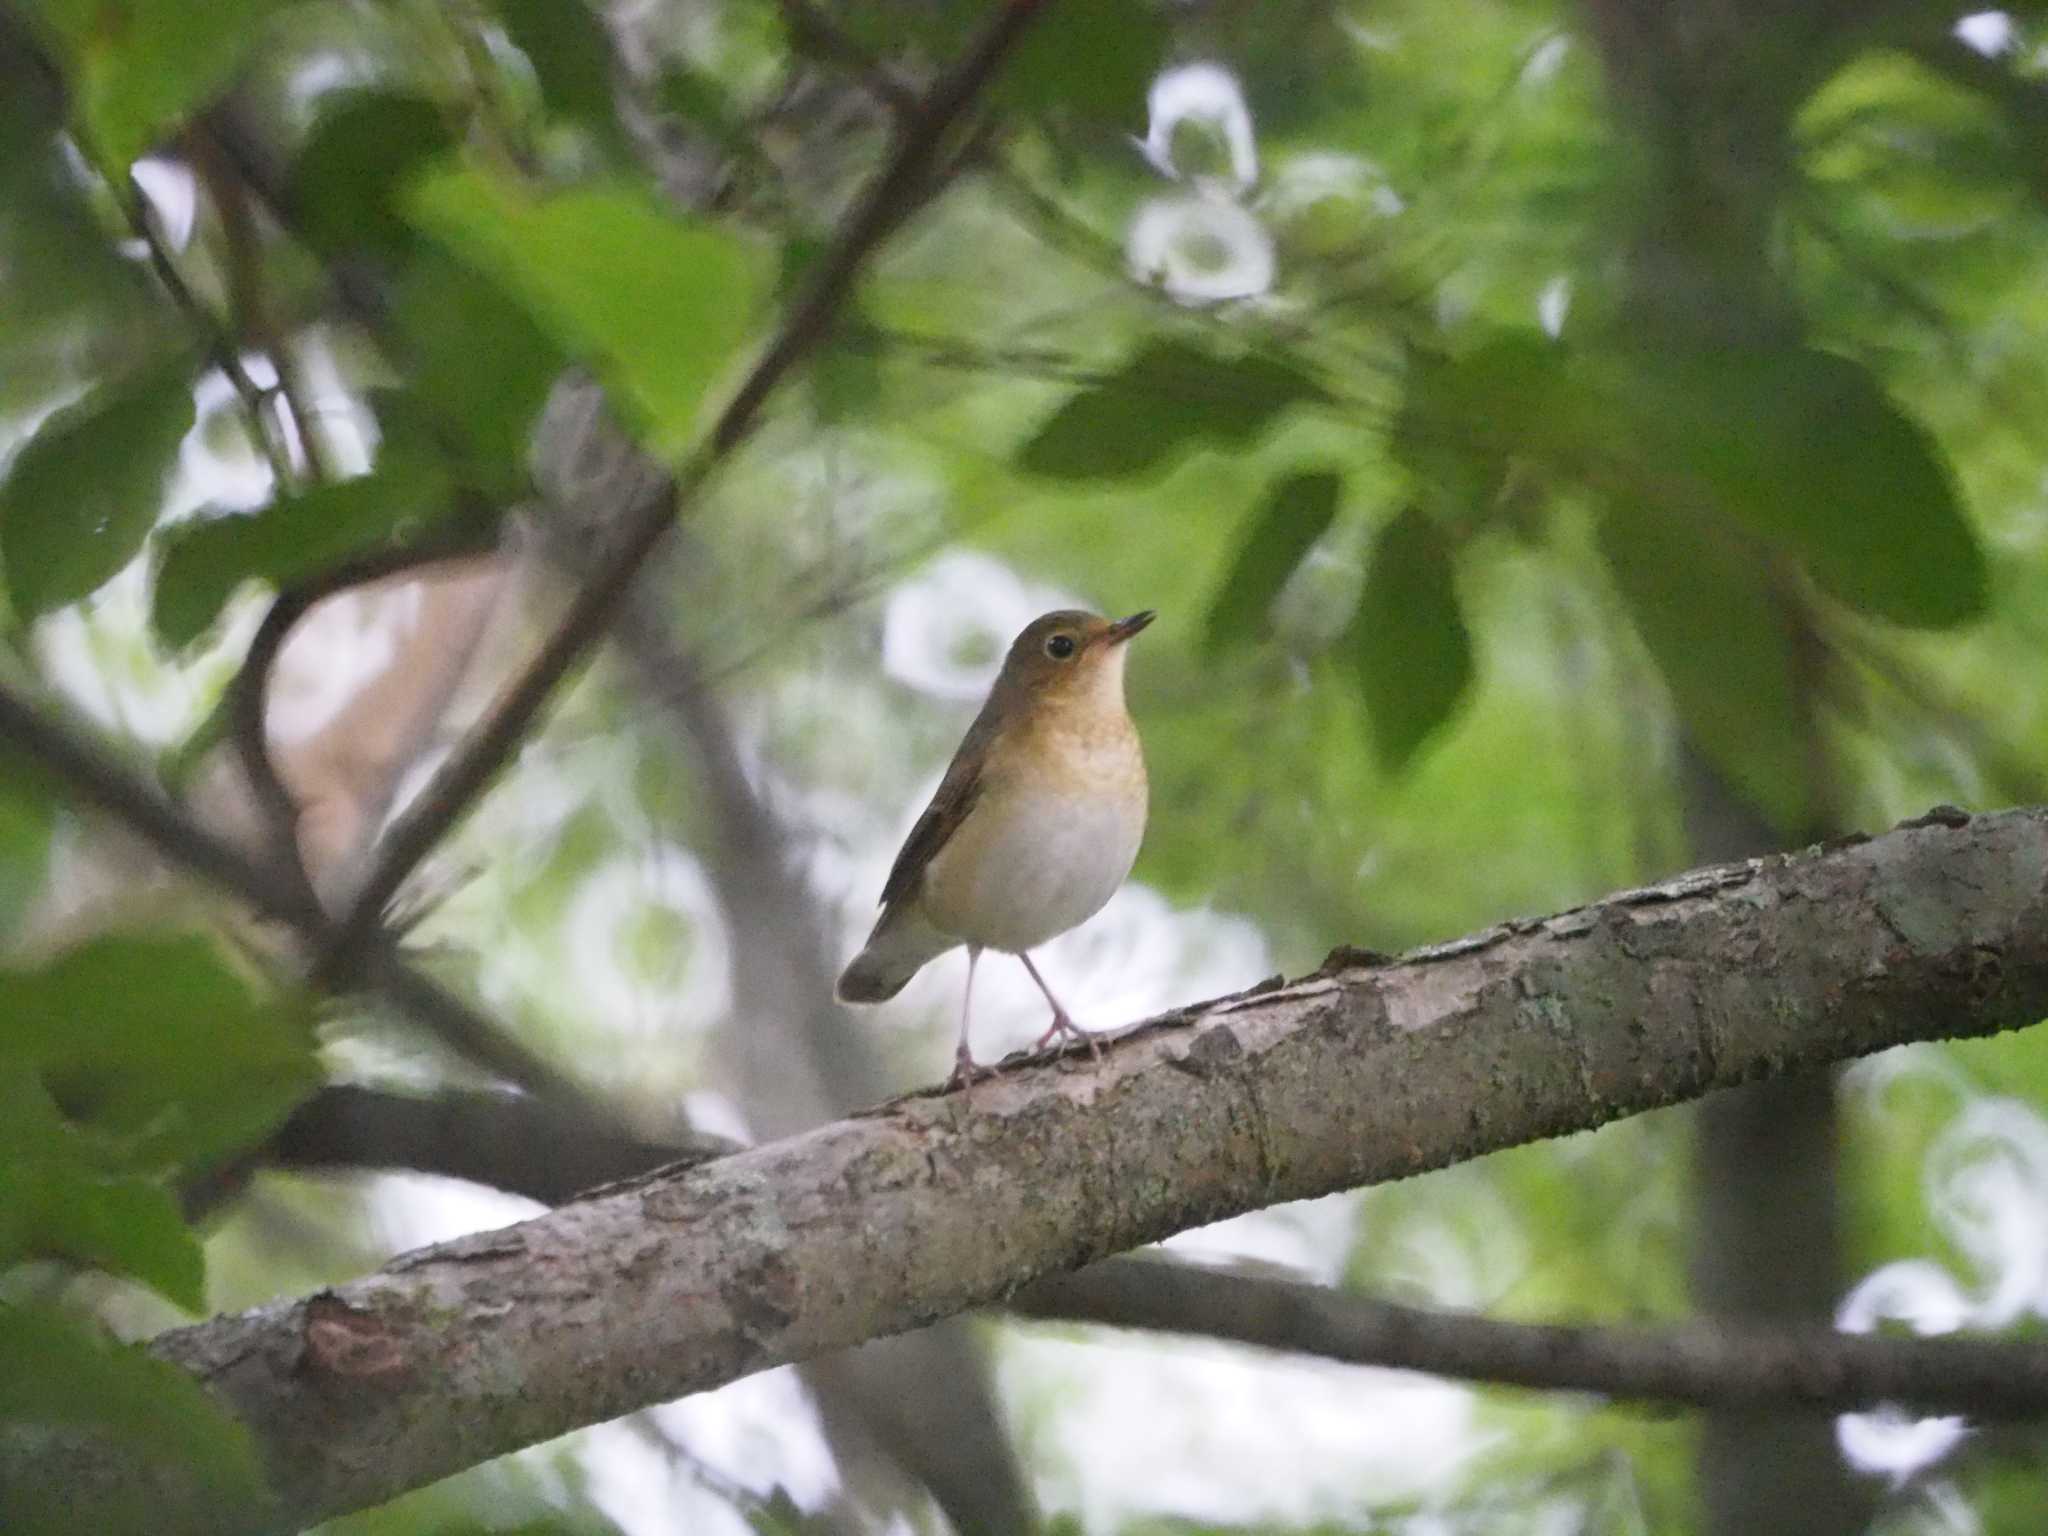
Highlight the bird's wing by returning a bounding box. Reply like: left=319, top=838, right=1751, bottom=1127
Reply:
left=877, top=699, right=1000, bottom=909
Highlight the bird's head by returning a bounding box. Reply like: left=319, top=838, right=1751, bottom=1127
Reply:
left=993, top=608, right=1155, bottom=711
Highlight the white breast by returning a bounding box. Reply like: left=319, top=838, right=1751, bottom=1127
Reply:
left=923, top=784, right=1145, bottom=954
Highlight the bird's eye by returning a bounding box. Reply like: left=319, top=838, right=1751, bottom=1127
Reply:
left=1044, top=633, right=1077, bottom=660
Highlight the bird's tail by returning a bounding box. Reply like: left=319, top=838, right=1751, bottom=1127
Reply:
left=836, top=905, right=956, bottom=1004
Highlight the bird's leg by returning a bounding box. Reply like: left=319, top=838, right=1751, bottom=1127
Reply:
left=1019, top=951, right=1103, bottom=1064
left=946, top=945, right=990, bottom=1089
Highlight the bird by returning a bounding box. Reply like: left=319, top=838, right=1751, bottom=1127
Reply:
left=837, top=607, right=1155, bottom=1085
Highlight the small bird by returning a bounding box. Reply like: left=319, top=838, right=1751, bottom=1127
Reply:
left=837, top=607, right=1155, bottom=1084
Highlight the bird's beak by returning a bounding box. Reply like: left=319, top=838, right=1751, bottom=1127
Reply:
left=1105, top=610, right=1156, bottom=646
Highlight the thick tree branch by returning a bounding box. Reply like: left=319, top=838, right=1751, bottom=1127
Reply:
left=30, top=805, right=2048, bottom=1531
left=1014, top=1257, right=2048, bottom=1417
left=247, top=1081, right=2048, bottom=1419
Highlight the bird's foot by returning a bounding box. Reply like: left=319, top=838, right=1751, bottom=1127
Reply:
left=945, top=1045, right=995, bottom=1092
left=1034, top=1010, right=1104, bottom=1065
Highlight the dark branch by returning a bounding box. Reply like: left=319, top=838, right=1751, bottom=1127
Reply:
left=122, top=176, right=293, bottom=486
left=227, top=536, right=498, bottom=914
left=778, top=0, right=924, bottom=122
left=265, top=1084, right=734, bottom=1200
left=1014, top=1256, right=2048, bottom=1419
left=0, top=679, right=322, bottom=930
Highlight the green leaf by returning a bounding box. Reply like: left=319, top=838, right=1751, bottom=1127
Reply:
left=1347, top=505, right=1475, bottom=774
left=0, top=934, right=319, bottom=1172
left=1017, top=341, right=1330, bottom=481
left=809, top=336, right=884, bottom=426
left=151, top=463, right=457, bottom=649
left=291, top=90, right=457, bottom=260
left=1598, top=504, right=1810, bottom=832
left=0, top=1163, right=204, bottom=1310
left=1201, top=470, right=1344, bottom=657
left=393, top=249, right=565, bottom=496
left=1002, top=1, right=1168, bottom=120
left=831, top=3, right=976, bottom=57
left=0, top=117, right=151, bottom=372
left=406, top=168, right=765, bottom=453
left=34, top=0, right=295, bottom=171
left=829, top=0, right=1163, bottom=119
left=0, top=1305, right=262, bottom=1512
left=1619, top=346, right=1985, bottom=629
left=1, top=350, right=196, bottom=622
left=493, top=0, right=627, bottom=155
left=1393, top=335, right=1579, bottom=522
left=0, top=765, right=56, bottom=945
left=0, top=1068, right=78, bottom=1163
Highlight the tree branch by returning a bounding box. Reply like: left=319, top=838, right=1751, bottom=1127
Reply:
left=777, top=0, right=925, bottom=123
left=242, top=1081, right=2048, bottom=1420
left=31, top=804, right=2048, bottom=1531
left=1013, top=1256, right=2048, bottom=1417
left=264, top=1084, right=734, bottom=1200
left=122, top=175, right=293, bottom=487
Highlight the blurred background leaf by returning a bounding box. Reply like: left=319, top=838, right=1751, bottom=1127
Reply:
left=151, top=463, right=458, bottom=649
left=404, top=170, right=766, bottom=454
left=1201, top=468, right=1343, bottom=657
left=1017, top=341, right=1331, bottom=481
left=1350, top=503, right=1476, bottom=774
left=0, top=1303, right=263, bottom=1527
left=2, top=349, right=196, bottom=624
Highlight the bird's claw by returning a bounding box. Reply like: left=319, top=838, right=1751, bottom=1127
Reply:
left=946, top=1049, right=995, bottom=1092
left=1034, top=1012, right=1104, bottom=1066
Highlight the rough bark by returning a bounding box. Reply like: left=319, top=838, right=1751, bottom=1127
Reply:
left=27, top=805, right=2048, bottom=1531
left=254, top=1088, right=2048, bottom=1419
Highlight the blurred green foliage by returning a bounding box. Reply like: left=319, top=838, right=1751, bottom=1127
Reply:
left=404, top=170, right=767, bottom=453
left=2, top=349, right=197, bottom=624
left=4, top=0, right=2048, bottom=1530
left=0, top=929, right=313, bottom=1525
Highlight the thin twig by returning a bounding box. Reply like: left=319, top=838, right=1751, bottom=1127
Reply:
left=123, top=177, right=294, bottom=487
left=1837, top=621, right=2048, bottom=807
left=192, top=130, right=339, bottom=485
left=778, top=0, right=924, bottom=122
left=0, top=681, right=323, bottom=928
left=847, top=325, right=1114, bottom=383
left=315, top=0, right=1057, bottom=984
